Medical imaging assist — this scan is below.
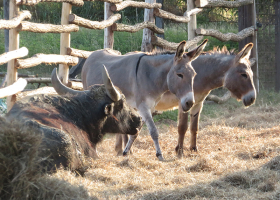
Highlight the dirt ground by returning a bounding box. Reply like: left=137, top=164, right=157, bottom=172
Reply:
left=47, top=99, right=280, bottom=200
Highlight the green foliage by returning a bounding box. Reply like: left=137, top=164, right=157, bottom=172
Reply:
left=153, top=110, right=178, bottom=122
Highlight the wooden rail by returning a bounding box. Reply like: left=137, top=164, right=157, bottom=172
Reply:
left=195, top=0, right=253, bottom=8
left=154, top=8, right=202, bottom=23
left=0, top=10, right=31, bottom=30
left=111, top=1, right=161, bottom=12
left=0, top=47, right=28, bottom=65
left=112, top=21, right=164, bottom=34
left=17, top=22, right=79, bottom=33
left=69, top=13, right=121, bottom=30
left=16, top=0, right=84, bottom=7
left=196, top=26, right=254, bottom=42
left=15, top=54, right=79, bottom=69
left=0, top=78, right=27, bottom=99
left=151, top=35, right=204, bottom=50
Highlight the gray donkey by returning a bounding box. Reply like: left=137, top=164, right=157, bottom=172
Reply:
left=81, top=40, right=208, bottom=160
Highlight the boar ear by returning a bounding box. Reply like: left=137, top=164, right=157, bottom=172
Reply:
left=104, top=103, right=114, bottom=115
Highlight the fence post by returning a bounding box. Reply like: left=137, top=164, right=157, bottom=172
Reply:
left=238, top=0, right=259, bottom=92
left=6, top=0, right=19, bottom=111
left=104, top=2, right=114, bottom=49
left=155, top=0, right=164, bottom=39
left=141, top=0, right=156, bottom=52
left=187, top=0, right=197, bottom=50
left=59, top=3, right=72, bottom=84
left=276, top=1, right=280, bottom=92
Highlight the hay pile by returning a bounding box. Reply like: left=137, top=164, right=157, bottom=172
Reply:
left=0, top=117, right=95, bottom=200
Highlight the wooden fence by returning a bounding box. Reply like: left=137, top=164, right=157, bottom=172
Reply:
left=0, top=0, right=258, bottom=111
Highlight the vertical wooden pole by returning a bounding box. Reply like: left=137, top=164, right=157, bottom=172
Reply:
left=59, top=3, right=72, bottom=84
left=155, top=0, right=164, bottom=39
left=275, top=1, right=280, bottom=92
left=187, top=0, right=197, bottom=50
left=4, top=0, right=9, bottom=53
left=6, top=0, right=19, bottom=111
left=238, top=1, right=259, bottom=92
left=141, top=0, right=156, bottom=52
left=104, top=2, right=114, bottom=49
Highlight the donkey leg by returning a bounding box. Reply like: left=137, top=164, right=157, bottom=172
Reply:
left=115, top=134, right=123, bottom=156
left=175, top=105, right=189, bottom=158
left=189, top=102, right=203, bottom=151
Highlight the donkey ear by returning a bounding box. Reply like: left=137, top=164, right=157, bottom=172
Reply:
left=104, top=103, right=114, bottom=115
left=186, top=39, right=208, bottom=61
left=175, top=41, right=187, bottom=61
left=236, top=43, right=253, bottom=63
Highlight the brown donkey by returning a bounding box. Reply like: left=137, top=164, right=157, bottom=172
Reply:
left=116, top=43, right=256, bottom=158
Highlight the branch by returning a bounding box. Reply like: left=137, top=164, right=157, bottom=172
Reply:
left=196, top=26, right=254, bottom=42
left=195, top=0, right=253, bottom=8
left=111, top=1, right=161, bottom=12
left=154, top=8, right=202, bottom=23
left=151, top=35, right=204, bottom=50
left=0, top=78, right=27, bottom=99
left=249, top=58, right=256, bottom=67
left=67, top=47, right=121, bottom=58
left=15, top=54, right=79, bottom=69
left=0, top=11, right=31, bottom=30
left=206, top=91, right=231, bottom=104
left=0, top=47, right=28, bottom=65
left=84, top=0, right=122, bottom=3
left=17, top=21, right=79, bottom=33
left=112, top=21, right=164, bottom=34
left=69, top=13, right=121, bottom=30
left=16, top=0, right=84, bottom=7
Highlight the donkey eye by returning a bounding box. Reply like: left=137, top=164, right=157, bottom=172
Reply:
left=241, top=73, right=248, bottom=79
left=177, top=74, right=183, bottom=79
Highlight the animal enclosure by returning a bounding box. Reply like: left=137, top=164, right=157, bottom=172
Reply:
left=0, top=0, right=259, bottom=110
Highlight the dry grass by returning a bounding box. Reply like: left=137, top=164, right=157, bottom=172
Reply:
left=1, top=97, right=280, bottom=199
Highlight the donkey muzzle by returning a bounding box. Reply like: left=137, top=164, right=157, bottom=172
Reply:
left=242, top=90, right=256, bottom=107
left=181, top=92, right=195, bottom=112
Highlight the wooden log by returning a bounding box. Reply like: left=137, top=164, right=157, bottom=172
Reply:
left=196, top=26, right=254, bottom=42
left=151, top=35, right=203, bottom=50
left=84, top=0, right=122, bottom=3
left=17, top=21, right=79, bottom=33
left=111, top=1, right=161, bottom=12
left=67, top=47, right=121, bottom=58
left=7, top=0, right=19, bottom=110
left=16, top=0, right=84, bottom=7
left=0, top=73, right=37, bottom=78
left=59, top=3, right=72, bottom=85
left=69, top=13, right=121, bottom=30
left=15, top=86, right=57, bottom=101
left=153, top=8, right=202, bottom=23
left=15, top=54, right=79, bottom=69
left=195, top=0, right=253, bottom=8
left=66, top=81, right=83, bottom=91
left=112, top=21, right=164, bottom=34
left=25, top=77, right=51, bottom=83
left=0, top=78, right=27, bottom=99
left=141, top=0, right=156, bottom=52
left=206, top=91, right=231, bottom=104
left=0, top=47, right=28, bottom=65
left=104, top=2, right=114, bottom=49
left=187, top=0, right=197, bottom=50
left=0, top=10, right=31, bottom=30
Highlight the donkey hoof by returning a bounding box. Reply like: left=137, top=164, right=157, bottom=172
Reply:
left=175, top=146, right=183, bottom=158
left=190, top=146, right=198, bottom=152
left=123, top=151, right=128, bottom=156
left=156, top=153, right=164, bottom=161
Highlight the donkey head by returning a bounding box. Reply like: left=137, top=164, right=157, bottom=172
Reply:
left=167, top=39, right=208, bottom=112
left=224, top=43, right=256, bottom=107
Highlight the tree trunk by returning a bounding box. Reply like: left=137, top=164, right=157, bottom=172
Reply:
left=4, top=0, right=9, bottom=53
left=155, top=0, right=164, bottom=39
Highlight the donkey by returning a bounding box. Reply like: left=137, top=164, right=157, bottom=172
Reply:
left=116, top=43, right=256, bottom=158
left=82, top=40, right=208, bottom=160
